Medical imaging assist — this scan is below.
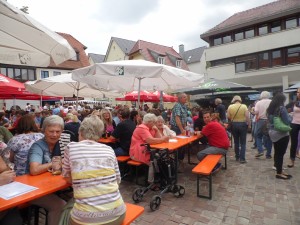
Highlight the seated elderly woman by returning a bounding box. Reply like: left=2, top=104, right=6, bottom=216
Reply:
left=26, top=115, right=66, bottom=225
left=156, top=115, right=176, bottom=138
left=130, top=113, right=169, bottom=165
left=62, top=115, right=126, bottom=225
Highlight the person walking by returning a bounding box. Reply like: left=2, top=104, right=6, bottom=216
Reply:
left=254, top=91, right=273, bottom=159
left=267, top=93, right=291, bottom=179
left=286, top=88, right=300, bottom=168
left=227, top=95, right=250, bottom=163
left=215, top=98, right=227, bottom=123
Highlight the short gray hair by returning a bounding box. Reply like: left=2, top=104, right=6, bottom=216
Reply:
left=157, top=115, right=165, bottom=122
left=215, top=98, right=222, bottom=104
left=79, top=115, right=104, bottom=141
left=143, top=113, right=157, bottom=124
left=42, top=115, right=64, bottom=133
left=260, top=91, right=270, bottom=99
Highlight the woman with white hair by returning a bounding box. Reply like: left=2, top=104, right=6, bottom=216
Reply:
left=26, top=115, right=66, bottom=225
left=62, top=115, right=126, bottom=225
left=227, top=96, right=250, bottom=163
left=130, top=113, right=169, bottom=164
left=156, top=115, right=176, bottom=138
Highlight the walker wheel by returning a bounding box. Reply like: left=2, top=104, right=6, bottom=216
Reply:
left=174, top=185, right=185, bottom=198
left=150, top=195, right=161, bottom=211
left=132, top=188, right=144, bottom=203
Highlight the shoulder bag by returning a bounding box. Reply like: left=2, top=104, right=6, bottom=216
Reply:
left=273, top=107, right=291, bottom=132
left=227, top=104, right=242, bottom=132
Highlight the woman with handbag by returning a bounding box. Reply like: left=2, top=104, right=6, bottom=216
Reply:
left=267, top=93, right=291, bottom=180
left=227, top=96, right=250, bottom=163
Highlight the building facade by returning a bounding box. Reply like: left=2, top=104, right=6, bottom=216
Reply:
left=200, top=0, right=300, bottom=93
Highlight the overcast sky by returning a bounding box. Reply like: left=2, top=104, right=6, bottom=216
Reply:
left=9, top=0, right=275, bottom=54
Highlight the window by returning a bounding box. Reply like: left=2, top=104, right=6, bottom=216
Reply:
left=285, top=18, right=297, bottom=29
left=245, top=29, right=254, bottom=38
left=211, top=58, right=234, bottom=67
left=213, top=37, right=222, bottom=46
left=287, top=46, right=300, bottom=64
left=259, top=25, right=268, bottom=35
left=235, top=32, right=243, bottom=41
left=258, top=52, right=269, bottom=68
left=0, top=67, right=35, bottom=81
left=271, top=50, right=282, bottom=66
left=53, top=71, right=61, bottom=76
left=271, top=21, right=281, bottom=32
left=235, top=54, right=257, bottom=72
left=223, top=35, right=231, bottom=44
left=157, top=57, right=165, bottom=64
left=41, top=70, right=49, bottom=79
left=175, top=60, right=181, bottom=68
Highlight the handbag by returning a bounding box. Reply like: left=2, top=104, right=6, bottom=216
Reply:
left=227, top=105, right=242, bottom=132
left=273, top=107, right=291, bottom=132
left=273, top=117, right=291, bottom=132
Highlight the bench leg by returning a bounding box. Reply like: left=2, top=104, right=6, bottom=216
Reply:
left=224, top=154, right=227, bottom=170
left=196, top=174, right=213, bottom=199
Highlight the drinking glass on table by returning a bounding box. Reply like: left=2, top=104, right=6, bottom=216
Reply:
left=51, top=156, right=62, bottom=175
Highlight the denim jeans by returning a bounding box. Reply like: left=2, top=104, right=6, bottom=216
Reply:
left=254, top=119, right=272, bottom=156
left=114, top=147, right=128, bottom=156
left=231, top=122, right=248, bottom=161
left=197, top=146, right=227, bottom=161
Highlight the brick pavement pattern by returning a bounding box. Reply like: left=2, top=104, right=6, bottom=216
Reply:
left=119, top=134, right=300, bottom=225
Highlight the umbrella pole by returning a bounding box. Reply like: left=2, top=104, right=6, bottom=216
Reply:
left=76, top=89, right=79, bottom=110
left=138, top=78, right=141, bottom=110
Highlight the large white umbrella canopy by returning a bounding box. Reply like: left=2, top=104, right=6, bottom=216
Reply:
left=72, top=60, right=204, bottom=106
left=25, top=73, right=121, bottom=101
left=0, top=0, right=76, bottom=66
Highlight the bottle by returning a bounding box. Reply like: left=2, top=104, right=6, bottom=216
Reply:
left=185, top=122, right=190, bottom=137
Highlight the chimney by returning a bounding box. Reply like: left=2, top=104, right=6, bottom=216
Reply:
left=179, top=44, right=184, bottom=55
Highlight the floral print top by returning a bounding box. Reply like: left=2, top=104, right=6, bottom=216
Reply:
left=7, top=133, right=44, bottom=176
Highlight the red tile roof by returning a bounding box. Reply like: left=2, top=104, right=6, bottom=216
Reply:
left=129, top=40, right=190, bottom=70
left=201, top=0, right=300, bottom=39
left=48, top=32, right=90, bottom=69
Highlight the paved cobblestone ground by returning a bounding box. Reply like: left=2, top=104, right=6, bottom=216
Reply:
left=119, top=134, right=300, bottom=225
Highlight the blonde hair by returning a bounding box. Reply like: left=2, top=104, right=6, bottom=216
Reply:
left=99, top=109, right=113, bottom=126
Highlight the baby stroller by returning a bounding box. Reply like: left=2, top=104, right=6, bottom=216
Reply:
left=132, top=144, right=185, bottom=211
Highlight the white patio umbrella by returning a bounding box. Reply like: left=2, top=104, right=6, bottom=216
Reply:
left=0, top=0, right=76, bottom=66
left=284, top=81, right=300, bottom=93
left=25, top=73, right=121, bottom=106
left=72, top=60, right=204, bottom=107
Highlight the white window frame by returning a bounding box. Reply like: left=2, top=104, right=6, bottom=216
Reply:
left=158, top=57, right=165, bottom=64
left=176, top=60, right=182, bottom=68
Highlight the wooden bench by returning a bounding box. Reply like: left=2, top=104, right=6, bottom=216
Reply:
left=127, top=160, right=147, bottom=185
left=117, top=156, right=131, bottom=163
left=122, top=203, right=144, bottom=225
left=192, top=154, right=227, bottom=199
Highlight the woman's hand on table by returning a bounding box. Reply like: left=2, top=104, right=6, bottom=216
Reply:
left=0, top=170, right=16, bottom=185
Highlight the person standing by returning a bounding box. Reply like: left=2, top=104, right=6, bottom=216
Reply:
left=254, top=91, right=272, bottom=159
left=227, top=96, right=250, bottom=163
left=286, top=88, right=300, bottom=168
left=267, top=93, right=291, bottom=179
left=170, top=93, right=188, bottom=171
left=215, top=98, right=227, bottom=123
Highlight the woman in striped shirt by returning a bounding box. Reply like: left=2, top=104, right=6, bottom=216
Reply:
left=62, top=115, right=126, bottom=225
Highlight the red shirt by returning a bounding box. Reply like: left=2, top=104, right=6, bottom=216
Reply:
left=201, top=121, right=230, bottom=149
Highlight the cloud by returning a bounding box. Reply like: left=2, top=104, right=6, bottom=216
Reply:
left=94, top=0, right=160, bottom=24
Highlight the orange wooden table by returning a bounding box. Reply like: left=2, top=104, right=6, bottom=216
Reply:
left=98, top=137, right=116, bottom=144
left=0, top=172, right=71, bottom=211
left=150, top=135, right=199, bottom=151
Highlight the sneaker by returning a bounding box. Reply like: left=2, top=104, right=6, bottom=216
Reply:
left=212, top=163, right=222, bottom=174
left=255, top=153, right=264, bottom=158
left=240, top=160, right=247, bottom=164
left=266, top=155, right=272, bottom=159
